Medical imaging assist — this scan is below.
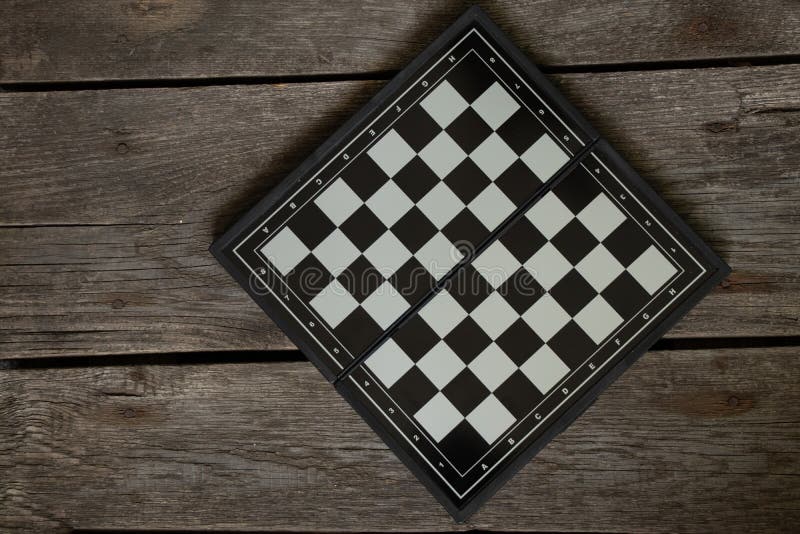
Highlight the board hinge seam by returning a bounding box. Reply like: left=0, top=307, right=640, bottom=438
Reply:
left=332, top=136, right=601, bottom=384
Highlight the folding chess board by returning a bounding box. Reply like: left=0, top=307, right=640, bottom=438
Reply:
left=211, top=6, right=729, bottom=521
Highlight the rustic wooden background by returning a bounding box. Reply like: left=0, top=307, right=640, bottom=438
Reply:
left=1, top=1, right=799, bottom=532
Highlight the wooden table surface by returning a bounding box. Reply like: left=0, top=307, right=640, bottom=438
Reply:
left=1, top=2, right=799, bottom=532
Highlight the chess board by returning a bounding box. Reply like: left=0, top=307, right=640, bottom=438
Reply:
left=211, top=6, right=729, bottom=521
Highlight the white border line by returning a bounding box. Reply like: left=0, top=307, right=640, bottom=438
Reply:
left=355, top=151, right=708, bottom=499
left=359, top=156, right=689, bottom=477
left=236, top=52, right=478, bottom=364
left=230, top=31, right=476, bottom=365
left=250, top=49, right=473, bottom=255
left=232, top=27, right=585, bottom=363
left=235, top=27, right=583, bottom=256
left=471, top=53, right=572, bottom=154
left=472, top=29, right=582, bottom=149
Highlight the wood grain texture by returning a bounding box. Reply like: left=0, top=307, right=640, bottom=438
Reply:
left=2, top=1, right=800, bottom=83
left=1, top=347, right=798, bottom=532
left=2, top=65, right=799, bottom=357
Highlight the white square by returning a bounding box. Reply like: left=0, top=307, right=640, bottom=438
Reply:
left=472, top=240, right=521, bottom=289
left=414, top=232, right=464, bottom=281
left=365, top=180, right=414, bottom=227
left=575, top=244, right=625, bottom=292
left=525, top=191, right=573, bottom=239
left=417, top=181, right=465, bottom=229
left=418, top=131, right=468, bottom=179
left=470, top=132, right=517, bottom=179
left=469, top=343, right=517, bottom=391
left=520, top=135, right=569, bottom=181
left=628, top=245, right=678, bottom=295
left=312, top=229, right=361, bottom=276
left=467, top=184, right=516, bottom=231
left=577, top=193, right=626, bottom=241
left=523, top=242, right=572, bottom=291
left=364, top=231, right=412, bottom=276
left=466, top=395, right=516, bottom=444
left=520, top=345, right=569, bottom=394
left=367, top=129, right=416, bottom=178
left=522, top=293, right=570, bottom=341
left=309, top=279, right=359, bottom=328
left=366, top=339, right=414, bottom=388
left=419, top=80, right=469, bottom=128
left=414, top=392, right=463, bottom=442
left=260, top=227, right=310, bottom=276
left=574, top=295, right=624, bottom=344
left=418, top=289, right=468, bottom=337
left=471, top=82, right=520, bottom=130
left=361, top=281, right=410, bottom=329
left=470, top=292, right=518, bottom=340
left=417, top=341, right=466, bottom=389
left=314, top=178, right=362, bottom=225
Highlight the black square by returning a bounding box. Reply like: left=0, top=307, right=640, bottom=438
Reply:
left=340, top=205, right=388, bottom=250
left=443, top=158, right=492, bottom=204
left=495, top=109, right=547, bottom=155
left=498, top=216, right=546, bottom=263
left=551, top=219, right=598, bottom=264
left=547, top=321, right=597, bottom=368
left=602, top=271, right=651, bottom=318
left=553, top=166, right=605, bottom=214
left=498, top=267, right=545, bottom=314
left=389, top=366, right=438, bottom=414
left=285, top=254, right=334, bottom=299
left=394, top=105, right=442, bottom=152
left=442, top=369, right=491, bottom=415
left=392, top=156, right=440, bottom=202
left=445, top=53, right=495, bottom=103
left=336, top=255, right=386, bottom=302
left=446, top=108, right=492, bottom=153
left=494, top=370, right=544, bottom=420
left=390, top=207, right=438, bottom=253
left=390, top=257, right=438, bottom=306
left=444, top=316, right=493, bottom=364
left=438, top=420, right=488, bottom=472
left=549, top=269, right=597, bottom=316
left=286, top=202, right=336, bottom=249
left=341, top=154, right=390, bottom=201
left=603, top=218, right=653, bottom=266
left=495, top=318, right=544, bottom=366
left=392, top=314, right=440, bottom=362
left=494, top=159, right=542, bottom=207
left=334, top=306, right=384, bottom=355
left=446, top=264, right=494, bottom=313
left=442, top=208, right=490, bottom=251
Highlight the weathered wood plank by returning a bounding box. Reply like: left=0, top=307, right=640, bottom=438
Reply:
left=2, top=1, right=800, bottom=83
left=1, top=65, right=799, bottom=357
left=1, top=347, right=798, bottom=532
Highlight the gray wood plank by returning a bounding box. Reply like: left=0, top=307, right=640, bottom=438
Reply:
left=1, top=347, right=798, bottom=532
left=1, top=1, right=800, bottom=83
left=1, top=65, right=799, bottom=357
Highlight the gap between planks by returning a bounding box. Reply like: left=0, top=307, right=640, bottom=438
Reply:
left=3, top=54, right=800, bottom=93
left=68, top=532, right=548, bottom=534
left=2, top=336, right=800, bottom=371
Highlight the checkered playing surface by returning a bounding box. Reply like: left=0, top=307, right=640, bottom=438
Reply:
left=214, top=11, right=727, bottom=519
left=360, top=165, right=679, bottom=471
left=259, top=53, right=570, bottom=355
